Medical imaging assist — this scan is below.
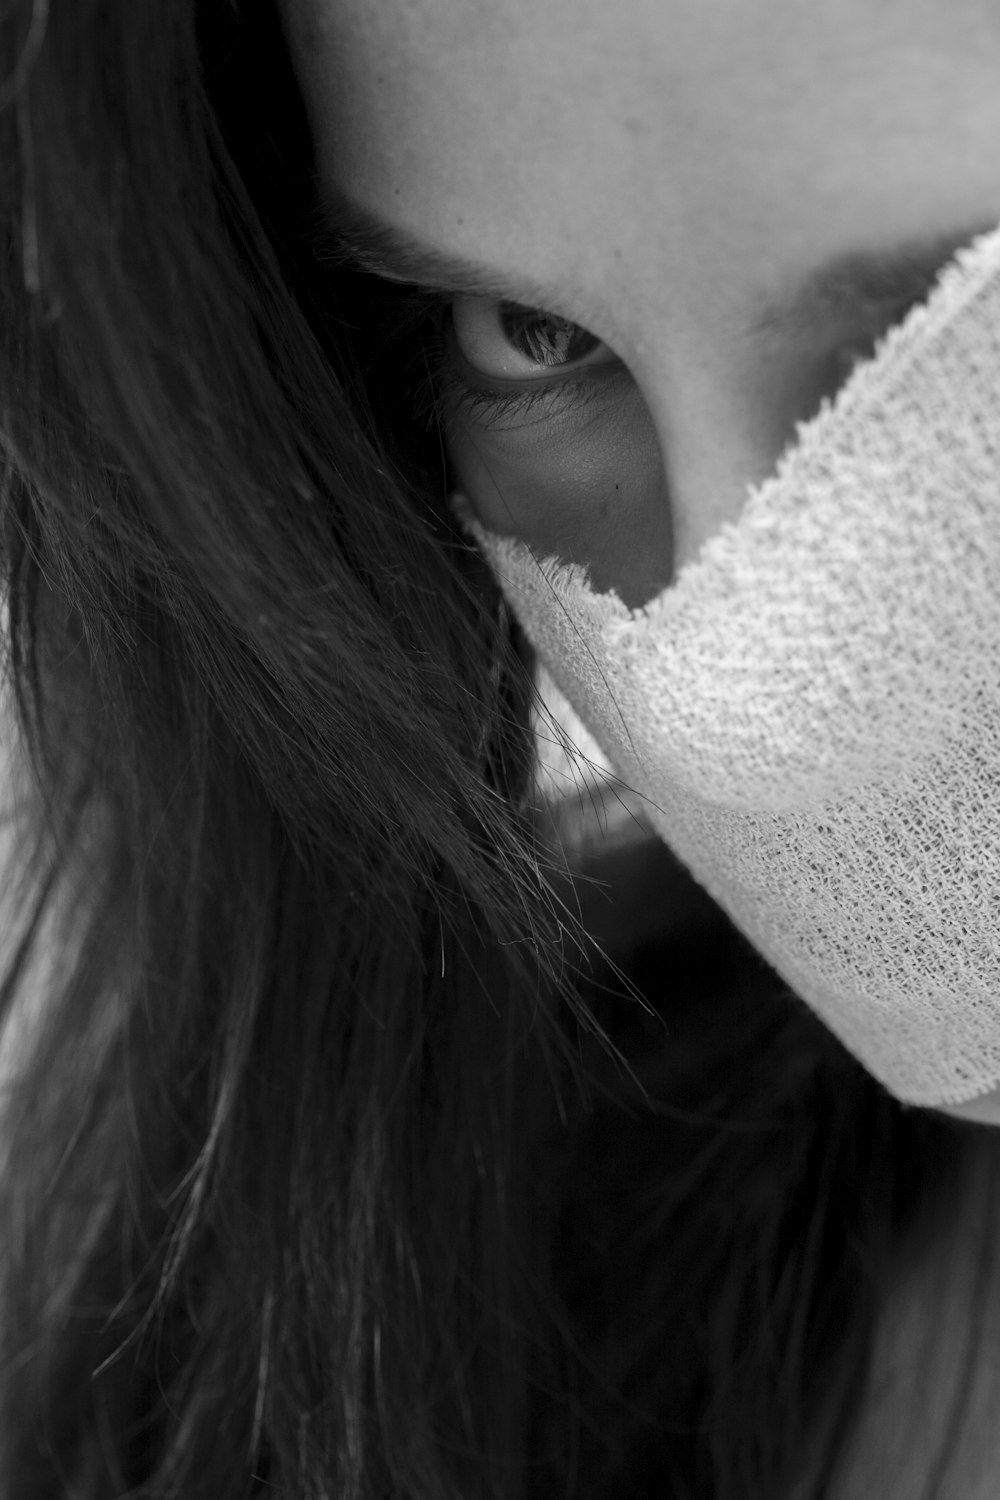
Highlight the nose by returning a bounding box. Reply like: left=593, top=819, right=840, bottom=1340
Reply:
left=643, top=343, right=807, bottom=582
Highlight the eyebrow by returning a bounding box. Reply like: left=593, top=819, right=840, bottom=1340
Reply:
left=314, top=186, right=989, bottom=339
left=312, top=187, right=564, bottom=308
left=749, top=227, right=990, bottom=340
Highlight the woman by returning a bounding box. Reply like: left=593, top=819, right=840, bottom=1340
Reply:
left=1, top=1, right=999, bottom=1496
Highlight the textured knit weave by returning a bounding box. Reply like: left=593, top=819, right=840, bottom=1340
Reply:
left=464, top=218, right=1000, bottom=1107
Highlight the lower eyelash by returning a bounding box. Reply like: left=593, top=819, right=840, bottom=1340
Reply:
left=416, top=361, right=601, bottom=433
left=393, top=291, right=611, bottom=433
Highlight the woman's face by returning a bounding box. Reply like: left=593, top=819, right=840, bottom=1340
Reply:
left=283, top=0, right=1000, bottom=606
left=283, top=1, right=1000, bottom=1124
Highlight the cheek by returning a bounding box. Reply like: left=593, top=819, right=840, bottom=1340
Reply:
left=445, top=390, right=674, bottom=607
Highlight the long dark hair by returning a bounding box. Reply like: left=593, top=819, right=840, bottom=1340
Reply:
left=0, top=3, right=991, bottom=1498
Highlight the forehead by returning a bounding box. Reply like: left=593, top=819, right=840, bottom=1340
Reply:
left=287, top=0, right=1000, bottom=178
left=285, top=0, right=1000, bottom=349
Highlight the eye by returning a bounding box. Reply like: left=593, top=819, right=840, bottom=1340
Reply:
left=450, top=296, right=612, bottom=380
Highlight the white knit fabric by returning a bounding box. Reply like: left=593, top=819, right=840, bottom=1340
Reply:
left=463, top=219, right=1000, bottom=1107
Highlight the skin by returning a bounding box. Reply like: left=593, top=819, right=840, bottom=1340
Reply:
left=283, top=0, right=1000, bottom=1126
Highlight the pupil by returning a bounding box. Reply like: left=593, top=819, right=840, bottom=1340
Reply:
left=500, top=304, right=598, bottom=366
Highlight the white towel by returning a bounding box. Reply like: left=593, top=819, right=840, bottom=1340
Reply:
left=463, top=218, right=1000, bottom=1107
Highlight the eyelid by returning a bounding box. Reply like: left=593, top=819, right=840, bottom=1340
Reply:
left=446, top=369, right=584, bottom=427
left=424, top=358, right=631, bottom=435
